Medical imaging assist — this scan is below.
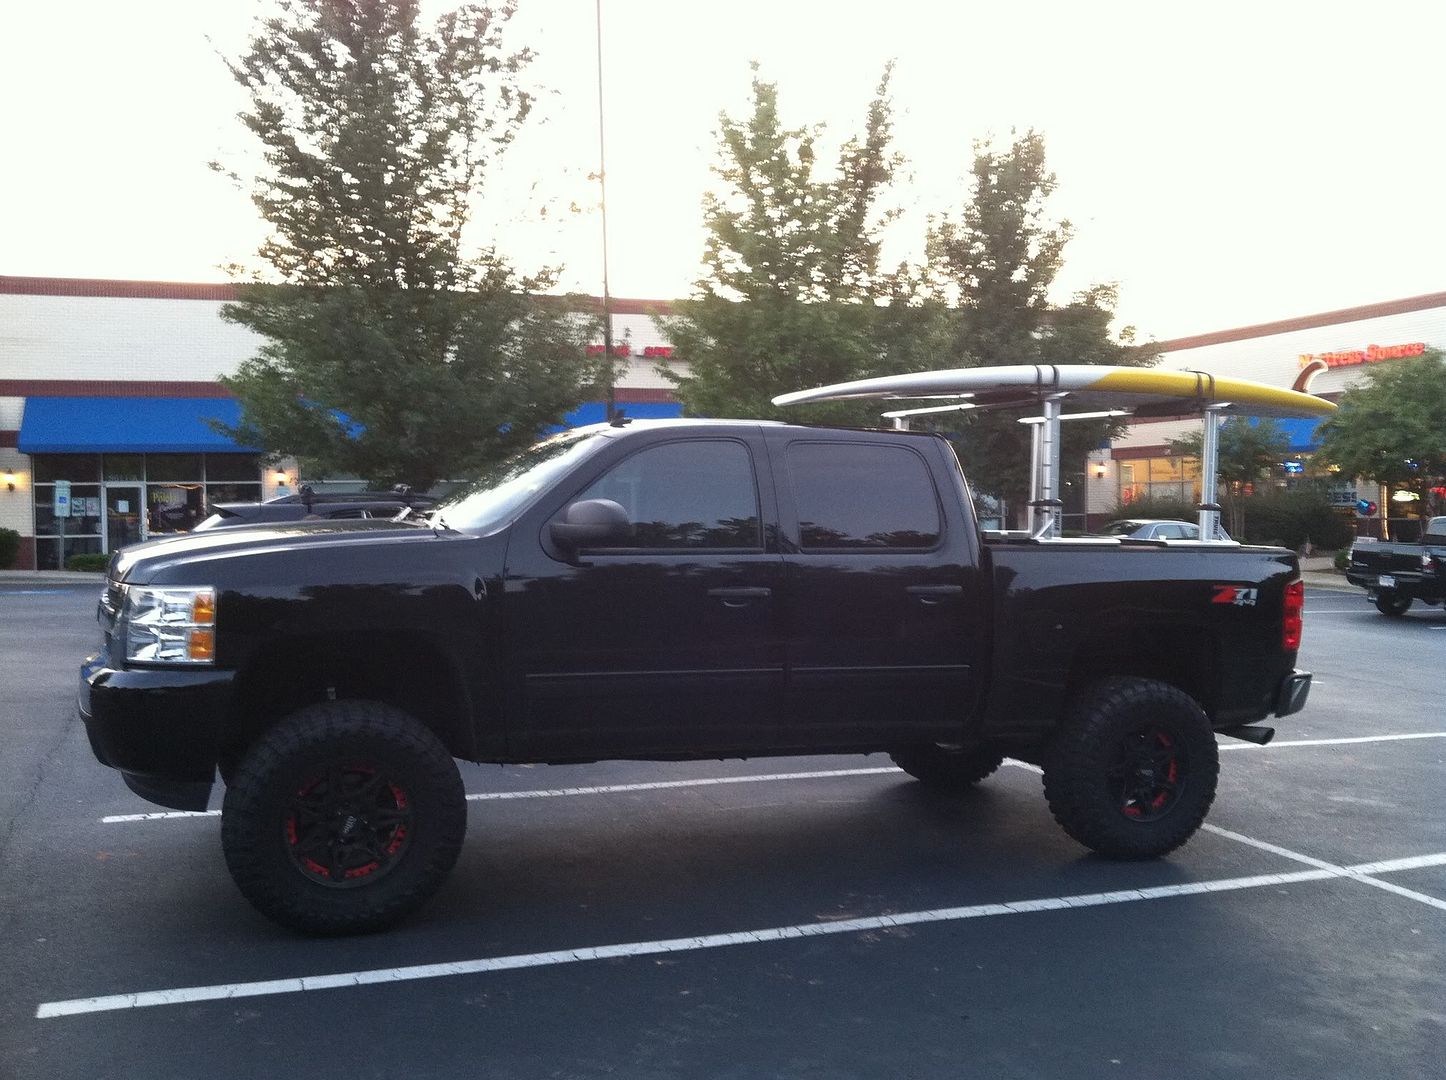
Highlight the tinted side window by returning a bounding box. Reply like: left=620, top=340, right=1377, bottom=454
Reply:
left=579, top=439, right=761, bottom=550
left=787, top=442, right=941, bottom=550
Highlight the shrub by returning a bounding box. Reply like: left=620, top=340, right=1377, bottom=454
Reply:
left=1238, top=488, right=1353, bottom=551
left=1102, top=496, right=1199, bottom=527
left=65, top=553, right=109, bottom=573
left=1334, top=549, right=1350, bottom=570
left=0, top=527, right=18, bottom=569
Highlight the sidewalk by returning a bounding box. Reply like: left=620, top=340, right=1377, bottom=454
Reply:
left=0, top=569, right=104, bottom=586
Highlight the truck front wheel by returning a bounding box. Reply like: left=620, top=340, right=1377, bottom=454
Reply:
left=1042, top=678, right=1218, bottom=859
left=221, top=700, right=467, bottom=935
left=1374, top=591, right=1412, bottom=616
left=889, top=744, right=1005, bottom=791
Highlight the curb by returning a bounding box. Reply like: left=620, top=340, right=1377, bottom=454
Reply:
left=0, top=570, right=104, bottom=586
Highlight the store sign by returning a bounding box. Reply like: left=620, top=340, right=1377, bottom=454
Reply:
left=585, top=345, right=674, bottom=359
left=1297, top=341, right=1425, bottom=369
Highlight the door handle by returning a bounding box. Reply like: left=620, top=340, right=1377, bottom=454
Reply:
left=906, top=584, right=964, bottom=605
left=708, top=586, right=772, bottom=607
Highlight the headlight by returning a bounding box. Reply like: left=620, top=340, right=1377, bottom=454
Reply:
left=121, top=586, right=217, bottom=665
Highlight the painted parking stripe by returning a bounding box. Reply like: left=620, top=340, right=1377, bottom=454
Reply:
left=1217, top=732, right=1446, bottom=751
left=97, top=736, right=1446, bottom=824
left=35, top=865, right=1344, bottom=1019
left=99, top=768, right=903, bottom=823
left=1202, top=825, right=1446, bottom=913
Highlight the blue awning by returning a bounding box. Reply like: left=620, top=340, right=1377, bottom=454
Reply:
left=559, top=401, right=684, bottom=429
left=1246, top=415, right=1325, bottom=455
left=17, top=397, right=259, bottom=454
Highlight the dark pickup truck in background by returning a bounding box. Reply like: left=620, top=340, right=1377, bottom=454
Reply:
left=1346, top=515, right=1446, bottom=615
left=80, top=419, right=1311, bottom=934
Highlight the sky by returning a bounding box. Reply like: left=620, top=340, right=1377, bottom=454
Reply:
left=3, top=0, right=1445, bottom=343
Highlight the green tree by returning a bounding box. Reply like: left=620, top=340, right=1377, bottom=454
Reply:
left=216, top=0, right=601, bottom=489
left=663, top=64, right=912, bottom=426
left=1315, top=350, right=1446, bottom=515
left=1166, top=416, right=1291, bottom=537
left=925, top=133, right=1152, bottom=517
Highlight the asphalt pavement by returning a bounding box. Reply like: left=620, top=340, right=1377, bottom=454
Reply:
left=0, top=581, right=1441, bottom=1080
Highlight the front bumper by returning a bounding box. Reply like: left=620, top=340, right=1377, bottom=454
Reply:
left=1274, top=669, right=1311, bottom=718
left=78, top=653, right=233, bottom=810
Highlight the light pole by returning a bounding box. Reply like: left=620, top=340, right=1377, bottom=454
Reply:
left=594, top=0, right=615, bottom=421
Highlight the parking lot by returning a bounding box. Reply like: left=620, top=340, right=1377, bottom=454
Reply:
left=1, top=581, right=1442, bottom=1080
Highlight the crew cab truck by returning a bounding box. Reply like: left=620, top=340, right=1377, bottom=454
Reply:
left=1346, top=516, right=1446, bottom=615
left=80, top=419, right=1312, bottom=934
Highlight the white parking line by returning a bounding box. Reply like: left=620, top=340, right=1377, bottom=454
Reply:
left=35, top=864, right=1347, bottom=1019
left=98, top=735, right=1446, bottom=824
left=1217, top=732, right=1446, bottom=751
left=1201, top=825, right=1446, bottom=913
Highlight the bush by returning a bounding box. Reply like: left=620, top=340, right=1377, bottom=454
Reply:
left=1102, top=496, right=1198, bottom=526
left=1334, top=549, right=1350, bottom=570
left=65, top=553, right=109, bottom=573
left=1238, top=488, right=1353, bottom=551
left=0, top=527, right=18, bottom=569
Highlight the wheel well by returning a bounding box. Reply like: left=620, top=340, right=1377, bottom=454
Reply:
left=223, top=632, right=474, bottom=767
left=1065, top=627, right=1219, bottom=719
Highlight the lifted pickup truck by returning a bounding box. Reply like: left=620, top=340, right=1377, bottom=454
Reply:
left=81, top=419, right=1311, bottom=934
left=1345, top=516, right=1446, bottom=615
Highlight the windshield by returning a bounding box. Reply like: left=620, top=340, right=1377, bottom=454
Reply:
left=431, top=428, right=610, bottom=534
left=1101, top=520, right=1142, bottom=535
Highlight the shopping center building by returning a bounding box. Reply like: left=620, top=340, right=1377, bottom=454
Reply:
left=0, top=276, right=679, bottom=569
left=1084, top=290, right=1446, bottom=526
left=3, top=274, right=1443, bottom=567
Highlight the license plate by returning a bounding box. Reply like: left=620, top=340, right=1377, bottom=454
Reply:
left=1378, top=574, right=1395, bottom=588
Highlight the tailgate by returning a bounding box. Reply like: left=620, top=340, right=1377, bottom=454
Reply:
left=1350, top=543, right=1422, bottom=576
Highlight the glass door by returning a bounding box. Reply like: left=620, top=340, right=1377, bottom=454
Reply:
left=104, top=485, right=146, bottom=553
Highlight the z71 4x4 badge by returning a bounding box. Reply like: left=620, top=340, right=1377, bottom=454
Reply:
left=1211, top=585, right=1258, bottom=606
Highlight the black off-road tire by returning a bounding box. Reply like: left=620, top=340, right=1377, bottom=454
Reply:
left=889, top=744, right=1005, bottom=791
left=1042, top=677, right=1218, bottom=860
left=221, top=700, right=467, bottom=935
left=1374, top=591, right=1412, bottom=617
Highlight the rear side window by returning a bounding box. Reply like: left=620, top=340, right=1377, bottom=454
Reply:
left=786, top=442, right=941, bottom=550
left=578, top=439, right=762, bottom=550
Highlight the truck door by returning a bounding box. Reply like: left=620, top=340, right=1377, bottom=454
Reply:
left=768, top=433, right=984, bottom=747
left=503, top=432, right=785, bottom=757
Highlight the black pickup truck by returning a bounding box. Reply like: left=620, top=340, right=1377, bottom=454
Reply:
left=80, top=419, right=1311, bottom=934
left=1345, top=515, right=1446, bottom=615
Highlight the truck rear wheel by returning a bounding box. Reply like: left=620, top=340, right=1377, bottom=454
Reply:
left=1042, top=678, right=1218, bottom=859
left=1374, top=591, right=1412, bottom=616
left=889, top=744, right=1005, bottom=791
left=221, top=700, right=467, bottom=935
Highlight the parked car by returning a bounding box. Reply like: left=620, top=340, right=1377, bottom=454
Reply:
left=80, top=419, right=1310, bottom=934
left=193, top=487, right=436, bottom=531
left=1345, top=516, right=1446, bottom=615
left=1099, top=518, right=1233, bottom=541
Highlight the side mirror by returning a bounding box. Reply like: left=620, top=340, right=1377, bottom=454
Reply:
left=550, top=498, right=630, bottom=552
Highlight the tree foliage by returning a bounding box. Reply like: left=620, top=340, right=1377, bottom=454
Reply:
left=1315, top=350, right=1446, bottom=504
left=216, top=0, right=601, bottom=488
left=1166, top=417, right=1291, bottom=536
left=924, top=134, right=1152, bottom=514
left=663, top=64, right=914, bottom=427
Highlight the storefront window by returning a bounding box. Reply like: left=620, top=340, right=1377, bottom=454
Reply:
left=34, top=536, right=103, bottom=572
left=205, top=454, right=263, bottom=481
left=148, top=484, right=207, bottom=534
left=205, top=482, right=264, bottom=504
left=103, top=454, right=145, bottom=481
left=33, top=484, right=103, bottom=535
left=146, top=454, right=204, bottom=483
left=29, top=453, right=265, bottom=557
left=33, top=455, right=101, bottom=483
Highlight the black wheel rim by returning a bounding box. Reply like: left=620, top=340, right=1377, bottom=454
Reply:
left=284, top=763, right=414, bottom=888
left=1107, top=726, right=1186, bottom=822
